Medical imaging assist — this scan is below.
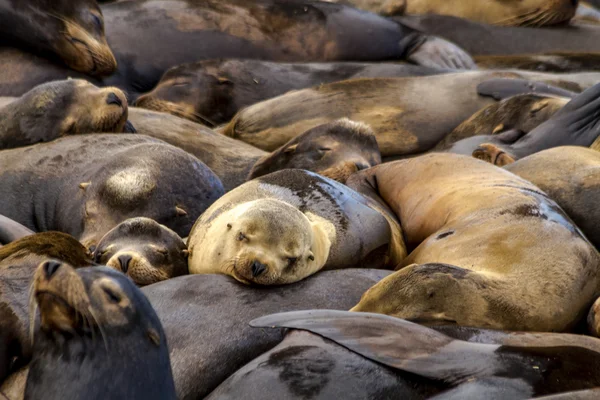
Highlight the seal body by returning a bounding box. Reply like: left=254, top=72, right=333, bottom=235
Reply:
left=222, top=70, right=597, bottom=157
left=347, top=153, right=600, bottom=331
left=93, top=217, right=189, bottom=286
left=0, top=232, right=94, bottom=384
left=142, top=269, right=391, bottom=399
left=188, top=169, right=398, bottom=285
left=0, top=80, right=130, bottom=150
left=26, top=263, right=176, bottom=400
left=0, top=0, right=116, bottom=75
left=0, top=134, right=224, bottom=248
left=100, top=0, right=430, bottom=95
left=134, top=58, right=448, bottom=125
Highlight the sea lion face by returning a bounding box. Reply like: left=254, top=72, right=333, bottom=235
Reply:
left=190, top=199, right=329, bottom=285
left=496, top=0, right=578, bottom=27
left=31, top=0, right=117, bottom=76
left=60, top=80, right=129, bottom=134
left=32, top=262, right=160, bottom=335
left=93, top=218, right=189, bottom=286
left=134, top=64, right=223, bottom=127
left=248, top=119, right=381, bottom=184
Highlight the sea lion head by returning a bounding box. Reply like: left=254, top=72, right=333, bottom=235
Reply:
left=28, top=261, right=175, bottom=398
left=10, top=0, right=117, bottom=76
left=189, top=199, right=332, bottom=285
left=134, top=62, right=224, bottom=127
left=93, top=218, right=189, bottom=286
left=12, top=79, right=130, bottom=143
left=248, top=119, right=381, bottom=184
left=491, top=0, right=578, bottom=27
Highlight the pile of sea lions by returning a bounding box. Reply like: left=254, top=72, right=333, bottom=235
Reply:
left=5, top=0, right=600, bottom=399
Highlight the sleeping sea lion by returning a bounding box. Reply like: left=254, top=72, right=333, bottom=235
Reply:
left=187, top=169, right=399, bottom=285
left=403, top=0, right=577, bottom=27
left=211, top=310, right=600, bottom=399
left=472, top=82, right=600, bottom=164
left=0, top=79, right=132, bottom=150
left=346, top=153, right=600, bottom=332
left=26, top=262, right=176, bottom=400
left=93, top=217, right=189, bottom=286
left=100, top=0, right=474, bottom=95
left=0, top=134, right=224, bottom=248
left=0, top=0, right=116, bottom=76
left=133, top=59, right=449, bottom=125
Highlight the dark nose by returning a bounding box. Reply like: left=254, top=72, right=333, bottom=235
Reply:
left=43, top=260, right=62, bottom=279
left=572, top=0, right=578, bottom=6
left=251, top=260, right=267, bottom=278
left=354, top=161, right=370, bottom=171
left=106, top=92, right=123, bottom=107
left=118, top=255, right=132, bottom=273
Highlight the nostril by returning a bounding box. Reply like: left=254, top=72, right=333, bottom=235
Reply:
left=43, top=261, right=62, bottom=279
left=118, top=255, right=132, bottom=274
left=251, top=261, right=267, bottom=278
left=106, top=92, right=123, bottom=107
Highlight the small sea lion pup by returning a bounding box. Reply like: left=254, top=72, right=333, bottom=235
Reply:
left=248, top=119, right=381, bottom=184
left=403, top=0, right=577, bottom=27
left=346, top=153, right=600, bottom=332
left=0, top=79, right=133, bottom=150
left=0, top=134, right=224, bottom=249
left=215, top=310, right=600, bottom=400
left=472, top=81, right=600, bottom=166
left=187, top=169, right=403, bottom=285
left=26, top=262, right=176, bottom=400
left=0, top=232, right=94, bottom=385
left=0, top=0, right=116, bottom=76
left=93, top=217, right=189, bottom=286
left=133, top=59, right=446, bottom=126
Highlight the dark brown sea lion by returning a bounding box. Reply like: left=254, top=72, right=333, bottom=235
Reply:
left=100, top=0, right=474, bottom=95
left=435, top=93, right=569, bottom=151
left=0, top=232, right=94, bottom=385
left=346, top=153, right=600, bottom=331
left=92, top=217, right=189, bottom=286
left=26, top=262, right=176, bottom=400
left=213, top=310, right=600, bottom=399
left=247, top=119, right=381, bottom=184
left=0, top=79, right=132, bottom=150
left=128, top=109, right=380, bottom=190
left=142, top=269, right=391, bottom=399
left=222, top=70, right=594, bottom=157
left=0, top=134, right=224, bottom=249
left=188, top=169, right=399, bottom=285
left=0, top=0, right=116, bottom=76
left=476, top=52, right=600, bottom=73
left=404, top=0, right=577, bottom=27
left=395, top=14, right=600, bottom=56
left=134, top=59, right=449, bottom=125
left=472, top=82, right=600, bottom=164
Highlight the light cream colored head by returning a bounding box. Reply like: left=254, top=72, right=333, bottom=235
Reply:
left=188, top=199, right=332, bottom=285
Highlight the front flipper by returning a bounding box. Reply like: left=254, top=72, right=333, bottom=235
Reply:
left=407, top=36, right=476, bottom=70
left=477, top=78, right=577, bottom=101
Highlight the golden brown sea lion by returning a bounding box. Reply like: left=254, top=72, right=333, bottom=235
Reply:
left=346, top=153, right=600, bottom=332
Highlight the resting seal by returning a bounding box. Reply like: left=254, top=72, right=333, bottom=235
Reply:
left=187, top=169, right=399, bottom=285
left=0, top=0, right=116, bottom=76
left=93, top=217, right=189, bottom=286
left=346, top=153, right=600, bottom=331
left=472, top=82, right=600, bottom=164
left=404, top=0, right=577, bottom=27
left=26, top=262, right=176, bottom=399
left=129, top=109, right=380, bottom=190
left=0, top=232, right=94, bottom=384
left=0, top=134, right=224, bottom=248
left=100, top=0, right=474, bottom=95
left=0, top=79, right=131, bottom=150
left=134, top=59, right=448, bottom=125
left=143, top=269, right=391, bottom=398
left=211, top=310, right=600, bottom=399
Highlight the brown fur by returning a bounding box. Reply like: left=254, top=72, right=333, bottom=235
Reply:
left=347, top=153, right=600, bottom=332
